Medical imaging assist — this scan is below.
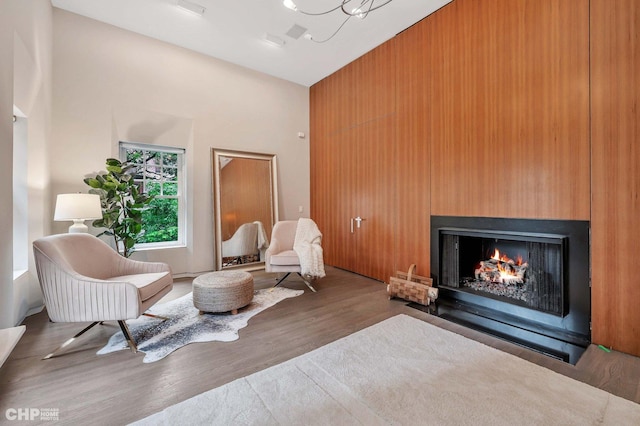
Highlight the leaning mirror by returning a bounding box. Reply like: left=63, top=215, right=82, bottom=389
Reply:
left=212, top=148, right=278, bottom=271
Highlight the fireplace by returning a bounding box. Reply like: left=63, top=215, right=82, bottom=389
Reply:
left=429, top=216, right=590, bottom=364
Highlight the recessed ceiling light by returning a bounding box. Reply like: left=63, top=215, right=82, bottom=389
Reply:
left=176, top=0, right=206, bottom=16
left=263, top=33, right=286, bottom=48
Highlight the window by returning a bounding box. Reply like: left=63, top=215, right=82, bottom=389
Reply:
left=119, top=142, right=186, bottom=249
left=13, top=114, right=28, bottom=277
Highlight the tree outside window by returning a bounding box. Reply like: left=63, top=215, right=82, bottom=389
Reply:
left=120, top=143, right=185, bottom=247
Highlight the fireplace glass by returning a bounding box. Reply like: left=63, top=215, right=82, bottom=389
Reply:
left=439, top=230, right=566, bottom=316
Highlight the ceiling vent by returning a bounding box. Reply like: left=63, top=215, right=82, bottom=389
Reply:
left=286, top=24, right=308, bottom=40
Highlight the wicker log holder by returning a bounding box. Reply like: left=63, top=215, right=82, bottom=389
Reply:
left=387, top=264, right=438, bottom=306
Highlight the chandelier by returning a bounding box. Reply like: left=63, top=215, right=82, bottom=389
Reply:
left=282, top=0, right=394, bottom=43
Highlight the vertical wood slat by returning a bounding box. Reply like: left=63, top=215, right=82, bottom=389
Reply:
left=590, top=0, right=640, bottom=356
left=310, top=81, right=331, bottom=263
left=394, top=22, right=431, bottom=277
left=324, top=131, right=358, bottom=270
left=355, top=116, right=396, bottom=281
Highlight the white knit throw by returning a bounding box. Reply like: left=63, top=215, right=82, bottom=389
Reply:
left=293, top=218, right=326, bottom=279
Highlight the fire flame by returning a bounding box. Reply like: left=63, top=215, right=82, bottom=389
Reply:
left=477, top=248, right=527, bottom=284
left=492, top=249, right=523, bottom=266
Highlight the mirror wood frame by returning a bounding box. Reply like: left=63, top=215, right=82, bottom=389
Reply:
left=211, top=148, right=279, bottom=271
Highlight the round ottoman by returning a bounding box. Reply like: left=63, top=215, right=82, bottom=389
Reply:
left=193, top=270, right=254, bottom=315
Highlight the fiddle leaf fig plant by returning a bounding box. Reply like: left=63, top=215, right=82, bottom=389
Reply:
left=84, top=158, right=154, bottom=257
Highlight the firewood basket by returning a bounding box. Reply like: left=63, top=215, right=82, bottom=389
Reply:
left=387, top=264, right=438, bottom=306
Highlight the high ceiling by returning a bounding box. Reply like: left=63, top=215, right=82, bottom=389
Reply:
left=51, top=0, right=451, bottom=87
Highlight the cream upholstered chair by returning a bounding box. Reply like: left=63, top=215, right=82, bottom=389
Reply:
left=33, top=233, right=173, bottom=359
left=265, top=220, right=323, bottom=292
left=221, top=222, right=259, bottom=264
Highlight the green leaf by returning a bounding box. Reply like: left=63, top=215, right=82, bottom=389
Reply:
left=83, top=157, right=161, bottom=257
left=102, top=182, right=117, bottom=191
left=86, top=179, right=103, bottom=189
left=124, top=237, right=135, bottom=249
left=88, top=188, right=106, bottom=198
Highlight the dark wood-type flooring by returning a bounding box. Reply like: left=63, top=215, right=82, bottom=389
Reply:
left=1, top=267, right=639, bottom=425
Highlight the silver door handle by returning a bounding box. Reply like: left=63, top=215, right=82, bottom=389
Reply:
left=351, top=216, right=366, bottom=233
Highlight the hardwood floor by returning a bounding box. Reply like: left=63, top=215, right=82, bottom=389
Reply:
left=1, top=267, right=639, bottom=425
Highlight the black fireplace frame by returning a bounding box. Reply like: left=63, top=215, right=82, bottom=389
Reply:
left=429, top=216, right=591, bottom=364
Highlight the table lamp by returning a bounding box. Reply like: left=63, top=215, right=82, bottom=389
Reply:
left=54, top=193, right=103, bottom=233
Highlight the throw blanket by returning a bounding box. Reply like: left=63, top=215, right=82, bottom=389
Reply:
left=293, top=218, right=326, bottom=279
left=253, top=221, right=269, bottom=250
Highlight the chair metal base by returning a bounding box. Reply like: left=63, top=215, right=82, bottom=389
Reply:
left=43, top=321, right=101, bottom=360
left=274, top=272, right=317, bottom=292
left=117, top=320, right=138, bottom=354
left=43, top=315, right=168, bottom=360
left=142, top=312, right=170, bottom=321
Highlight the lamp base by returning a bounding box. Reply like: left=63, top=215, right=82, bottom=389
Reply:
left=68, top=220, right=89, bottom=234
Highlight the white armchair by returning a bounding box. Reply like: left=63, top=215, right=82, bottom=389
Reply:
left=265, top=219, right=325, bottom=292
left=33, top=233, right=173, bottom=359
left=221, top=222, right=259, bottom=264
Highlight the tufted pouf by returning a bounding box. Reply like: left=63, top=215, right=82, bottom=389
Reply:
left=192, top=270, right=254, bottom=315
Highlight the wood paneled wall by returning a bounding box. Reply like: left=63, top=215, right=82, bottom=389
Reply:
left=590, top=0, right=640, bottom=356
left=313, top=0, right=590, bottom=276
left=427, top=0, right=590, bottom=220
left=310, top=0, right=640, bottom=356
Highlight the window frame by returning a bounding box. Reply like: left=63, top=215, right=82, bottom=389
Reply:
left=119, top=141, right=187, bottom=250
left=13, top=114, right=28, bottom=278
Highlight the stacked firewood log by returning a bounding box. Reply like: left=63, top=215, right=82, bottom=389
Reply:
left=475, top=257, right=528, bottom=285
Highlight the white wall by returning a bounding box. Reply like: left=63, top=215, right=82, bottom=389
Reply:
left=0, top=0, right=52, bottom=328
left=52, top=9, right=310, bottom=276
left=0, top=1, right=14, bottom=329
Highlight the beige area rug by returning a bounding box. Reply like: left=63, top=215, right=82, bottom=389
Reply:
left=131, top=314, right=640, bottom=425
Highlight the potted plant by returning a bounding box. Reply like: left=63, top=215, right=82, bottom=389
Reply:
left=84, top=158, right=154, bottom=257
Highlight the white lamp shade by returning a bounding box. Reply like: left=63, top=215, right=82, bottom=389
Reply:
left=54, top=193, right=103, bottom=221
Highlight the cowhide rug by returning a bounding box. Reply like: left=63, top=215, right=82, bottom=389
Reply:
left=97, top=287, right=303, bottom=363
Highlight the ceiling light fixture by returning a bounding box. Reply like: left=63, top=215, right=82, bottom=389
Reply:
left=263, top=33, right=286, bottom=48
left=176, top=0, right=206, bottom=16
left=283, top=0, right=393, bottom=43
